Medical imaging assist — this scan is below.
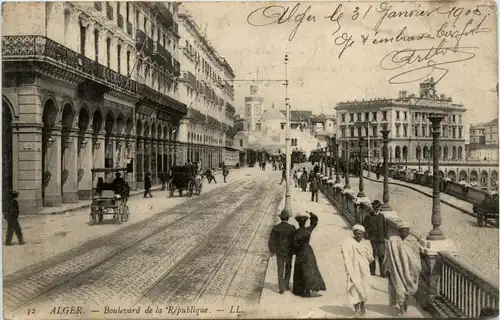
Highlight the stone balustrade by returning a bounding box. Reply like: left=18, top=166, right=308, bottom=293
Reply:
left=316, top=175, right=499, bottom=318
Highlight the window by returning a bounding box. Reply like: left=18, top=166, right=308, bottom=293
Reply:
left=372, top=112, right=377, bottom=121
left=143, top=18, right=147, bottom=32
left=94, top=29, right=99, bottom=62
left=117, top=2, right=120, bottom=15
left=404, top=112, right=407, bottom=120
left=364, top=112, right=369, bottom=121
left=403, top=126, right=407, bottom=137
left=135, top=10, right=139, bottom=26
left=452, top=127, right=456, bottom=138
left=80, top=24, right=86, bottom=56
left=126, top=51, right=130, bottom=76
left=365, top=127, right=369, bottom=137
left=350, top=127, right=354, bottom=137
left=117, top=44, right=121, bottom=73
left=372, top=127, right=377, bottom=137
left=422, top=125, right=426, bottom=137
left=396, top=126, right=400, bottom=137
left=357, top=113, right=361, bottom=121
left=382, top=111, right=387, bottom=121
left=341, top=128, right=345, bottom=137
left=126, top=2, right=130, bottom=21
left=459, top=128, right=462, bottom=138
left=350, top=113, right=354, bottom=122
left=357, top=127, right=362, bottom=137
left=106, top=38, right=111, bottom=67
left=239, top=139, right=243, bottom=147
left=281, top=123, right=284, bottom=130
left=396, top=111, right=400, bottom=120
left=414, top=125, right=418, bottom=137
left=453, top=115, right=456, bottom=122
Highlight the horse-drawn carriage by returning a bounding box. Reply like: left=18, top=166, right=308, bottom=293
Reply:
left=90, top=168, right=130, bottom=225
left=473, top=192, right=499, bottom=228
left=167, top=165, right=202, bottom=197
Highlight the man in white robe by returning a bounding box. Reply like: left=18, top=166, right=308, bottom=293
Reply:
left=383, top=221, right=422, bottom=316
left=341, top=224, right=374, bottom=316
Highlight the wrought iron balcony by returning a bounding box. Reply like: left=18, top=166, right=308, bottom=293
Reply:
left=135, top=29, right=153, bottom=56
left=126, top=21, right=132, bottom=36
left=153, top=41, right=171, bottom=66
left=117, top=13, right=124, bottom=29
left=182, top=71, right=197, bottom=88
left=106, top=3, right=114, bottom=20
left=2, top=35, right=187, bottom=116
left=173, top=22, right=179, bottom=35
left=173, top=59, right=180, bottom=77
left=94, top=2, right=102, bottom=11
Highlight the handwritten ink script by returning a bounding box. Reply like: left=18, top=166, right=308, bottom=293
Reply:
left=246, top=2, right=494, bottom=85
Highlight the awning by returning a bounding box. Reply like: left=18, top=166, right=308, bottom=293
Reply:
left=225, top=146, right=245, bottom=152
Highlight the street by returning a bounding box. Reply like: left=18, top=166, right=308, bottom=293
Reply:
left=3, top=169, right=284, bottom=319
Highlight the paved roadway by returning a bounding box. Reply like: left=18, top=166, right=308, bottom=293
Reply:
left=3, top=168, right=284, bottom=319
left=348, top=176, right=499, bottom=283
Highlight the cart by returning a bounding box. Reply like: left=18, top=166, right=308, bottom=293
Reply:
left=474, top=193, right=499, bottom=228
left=167, top=165, right=201, bottom=197
left=90, top=168, right=130, bottom=225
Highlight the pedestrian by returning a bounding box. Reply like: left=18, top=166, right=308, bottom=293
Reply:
left=310, top=174, right=319, bottom=202
left=280, top=166, right=287, bottom=185
left=143, top=172, right=153, bottom=198
left=341, top=224, right=374, bottom=317
left=291, top=211, right=326, bottom=297
left=294, top=170, right=302, bottom=188
left=205, top=168, right=217, bottom=184
left=376, top=162, right=382, bottom=180
left=300, top=170, right=308, bottom=192
left=362, top=200, right=388, bottom=277
left=384, top=221, right=422, bottom=316
left=222, top=165, right=229, bottom=183
left=268, top=209, right=295, bottom=294
left=5, top=191, right=25, bottom=245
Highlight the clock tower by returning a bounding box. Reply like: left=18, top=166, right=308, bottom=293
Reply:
left=244, top=85, right=264, bottom=130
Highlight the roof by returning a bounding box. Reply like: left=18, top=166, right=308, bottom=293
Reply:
left=262, top=105, right=286, bottom=122
left=279, top=110, right=314, bottom=122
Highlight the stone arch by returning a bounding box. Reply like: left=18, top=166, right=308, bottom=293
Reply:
left=78, top=107, right=90, bottom=134
left=480, top=170, right=488, bottom=188
left=115, top=113, right=125, bottom=135
left=41, top=95, right=59, bottom=122
left=2, top=94, right=16, bottom=119
left=470, top=170, right=478, bottom=182
left=92, top=109, right=103, bottom=133
left=3, top=97, right=14, bottom=210
left=136, top=119, right=143, bottom=137
left=125, top=118, right=134, bottom=135
left=459, top=170, right=467, bottom=181
left=491, top=170, right=498, bottom=189
left=395, top=146, right=401, bottom=159
left=402, top=146, right=408, bottom=159
left=416, top=145, right=421, bottom=159
left=104, top=111, right=114, bottom=136
left=447, top=170, right=456, bottom=182
left=443, top=145, right=448, bottom=159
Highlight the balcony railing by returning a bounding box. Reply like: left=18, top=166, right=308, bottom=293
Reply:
left=153, top=41, right=171, bottom=66
left=135, top=29, right=153, bottom=56
left=94, top=2, right=102, bottom=11
left=126, top=21, right=132, bottom=36
left=2, top=35, right=187, bottom=116
left=106, top=3, right=114, bottom=20
left=143, top=2, right=173, bottom=29
left=117, top=14, right=124, bottom=29
left=182, top=71, right=197, bottom=88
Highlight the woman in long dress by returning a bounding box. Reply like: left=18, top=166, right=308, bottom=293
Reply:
left=292, top=211, right=326, bottom=297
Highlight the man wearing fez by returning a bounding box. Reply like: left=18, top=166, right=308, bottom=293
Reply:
left=268, top=209, right=295, bottom=294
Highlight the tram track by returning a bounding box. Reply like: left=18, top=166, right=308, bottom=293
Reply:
left=137, top=176, right=280, bottom=305
left=4, top=180, right=256, bottom=312
left=5, top=176, right=282, bottom=316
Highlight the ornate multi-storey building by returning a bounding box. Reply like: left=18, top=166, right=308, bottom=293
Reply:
left=336, top=79, right=467, bottom=164
left=177, top=8, right=237, bottom=168
left=2, top=2, right=186, bottom=214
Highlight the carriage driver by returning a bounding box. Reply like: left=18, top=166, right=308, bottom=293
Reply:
left=113, top=172, right=126, bottom=194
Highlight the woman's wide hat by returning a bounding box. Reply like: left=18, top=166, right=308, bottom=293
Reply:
left=295, top=212, right=310, bottom=221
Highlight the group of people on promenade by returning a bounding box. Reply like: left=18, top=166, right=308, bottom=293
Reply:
left=268, top=188, right=421, bottom=317
left=268, top=209, right=326, bottom=297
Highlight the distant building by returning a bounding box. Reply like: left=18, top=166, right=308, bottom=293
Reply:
left=467, top=118, right=499, bottom=161
left=335, top=78, right=467, bottom=163
left=310, top=114, right=337, bottom=145
left=244, top=85, right=264, bottom=131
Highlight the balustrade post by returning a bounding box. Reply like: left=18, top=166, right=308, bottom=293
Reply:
left=344, top=141, right=350, bottom=190
left=357, top=136, right=370, bottom=205
left=380, top=125, right=396, bottom=217
left=335, top=136, right=341, bottom=184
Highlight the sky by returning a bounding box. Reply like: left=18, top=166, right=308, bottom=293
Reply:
left=183, top=1, right=498, bottom=126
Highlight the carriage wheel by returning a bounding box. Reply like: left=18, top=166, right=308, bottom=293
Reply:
left=116, top=204, right=123, bottom=225
left=477, top=214, right=484, bottom=227
left=123, top=205, right=130, bottom=222
left=98, top=212, right=104, bottom=222
left=197, top=183, right=202, bottom=195
left=188, top=181, right=193, bottom=197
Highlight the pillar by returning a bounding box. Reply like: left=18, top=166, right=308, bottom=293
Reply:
left=61, top=128, right=79, bottom=203
left=92, top=130, right=106, bottom=182
left=43, top=125, right=62, bottom=207
left=77, top=129, right=93, bottom=200
left=357, top=136, right=370, bottom=204
left=136, top=136, right=144, bottom=189
left=380, top=125, right=395, bottom=216
left=344, top=142, right=350, bottom=190
left=16, top=123, right=43, bottom=214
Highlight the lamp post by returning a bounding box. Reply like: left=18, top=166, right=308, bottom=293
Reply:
left=324, top=147, right=328, bottom=175
left=427, top=114, right=446, bottom=241
left=357, top=137, right=366, bottom=198
left=380, top=124, right=392, bottom=212
left=334, top=135, right=341, bottom=184
left=344, top=141, right=350, bottom=189
left=329, top=137, right=333, bottom=179
left=284, top=53, right=292, bottom=215
left=320, top=146, right=324, bottom=173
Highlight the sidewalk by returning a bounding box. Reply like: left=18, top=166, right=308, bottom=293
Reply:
left=362, top=171, right=474, bottom=215
left=259, top=182, right=427, bottom=318
left=2, top=167, right=257, bottom=277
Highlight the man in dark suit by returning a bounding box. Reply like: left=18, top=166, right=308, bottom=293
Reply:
left=268, top=209, right=295, bottom=294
